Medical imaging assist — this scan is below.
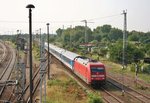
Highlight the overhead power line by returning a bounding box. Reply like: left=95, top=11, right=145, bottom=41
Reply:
left=0, top=13, right=122, bottom=24
left=88, top=13, right=122, bottom=21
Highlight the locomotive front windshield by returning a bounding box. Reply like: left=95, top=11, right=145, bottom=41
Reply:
left=91, top=67, right=104, bottom=73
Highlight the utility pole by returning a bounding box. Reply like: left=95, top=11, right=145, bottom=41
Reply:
left=135, top=63, right=138, bottom=85
left=81, top=20, right=94, bottom=52
left=39, top=28, right=43, bottom=103
left=26, top=4, right=35, bottom=103
left=16, top=30, right=20, bottom=99
left=15, top=30, right=26, bottom=102
left=81, top=20, right=88, bottom=54
left=81, top=20, right=94, bottom=43
left=122, top=10, right=127, bottom=96
left=47, top=23, right=50, bottom=80
left=81, top=20, right=88, bottom=43
left=39, top=28, right=47, bottom=103
left=62, top=25, right=64, bottom=30
left=70, top=25, right=72, bottom=49
left=123, top=10, right=127, bottom=64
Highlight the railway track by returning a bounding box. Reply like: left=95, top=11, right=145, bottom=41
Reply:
left=107, top=72, right=150, bottom=89
left=107, top=77, right=150, bottom=103
left=13, top=60, right=48, bottom=102
left=0, top=43, right=16, bottom=101
left=100, top=87, right=123, bottom=103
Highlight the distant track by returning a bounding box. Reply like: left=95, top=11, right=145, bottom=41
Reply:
left=0, top=43, right=16, bottom=100
left=100, top=87, right=123, bottom=103
left=107, top=72, right=150, bottom=88
left=107, top=77, right=150, bottom=103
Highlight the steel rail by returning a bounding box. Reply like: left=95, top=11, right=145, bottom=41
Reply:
left=107, top=77, right=150, bottom=103
left=0, top=45, right=16, bottom=99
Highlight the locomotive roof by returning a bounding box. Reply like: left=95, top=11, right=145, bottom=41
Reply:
left=74, top=56, right=103, bottom=65
left=46, top=43, right=79, bottom=60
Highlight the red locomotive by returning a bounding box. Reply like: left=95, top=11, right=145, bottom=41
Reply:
left=74, top=56, right=106, bottom=85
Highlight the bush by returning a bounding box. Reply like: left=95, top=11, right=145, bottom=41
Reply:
left=87, top=92, right=103, bottom=103
left=142, top=64, right=150, bottom=74
left=129, top=64, right=136, bottom=72
left=129, top=63, right=143, bottom=73
left=47, top=79, right=61, bottom=86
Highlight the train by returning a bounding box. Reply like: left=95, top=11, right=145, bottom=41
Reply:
left=45, top=43, right=106, bottom=85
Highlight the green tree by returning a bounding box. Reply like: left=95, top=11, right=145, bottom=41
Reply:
left=108, top=28, right=123, bottom=41
left=109, top=41, right=144, bottom=64
left=140, top=32, right=150, bottom=43
left=61, top=28, right=73, bottom=46
left=109, top=41, right=123, bottom=63
left=56, top=28, right=63, bottom=36
left=93, top=25, right=112, bottom=41
left=142, top=44, right=150, bottom=56
left=128, top=31, right=140, bottom=41
left=73, top=26, right=85, bottom=43
left=101, top=24, right=112, bottom=33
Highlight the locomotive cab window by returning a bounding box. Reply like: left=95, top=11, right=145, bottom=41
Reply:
left=91, top=67, right=104, bottom=72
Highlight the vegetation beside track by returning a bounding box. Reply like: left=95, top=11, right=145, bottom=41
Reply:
left=103, top=60, right=150, bottom=83
left=33, top=43, right=40, bottom=61
left=46, top=73, right=103, bottom=103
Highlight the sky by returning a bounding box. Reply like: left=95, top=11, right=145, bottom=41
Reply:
left=0, top=0, right=150, bottom=35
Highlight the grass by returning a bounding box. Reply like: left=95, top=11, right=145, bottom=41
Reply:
left=132, top=72, right=150, bottom=83
left=46, top=77, right=87, bottom=103
left=32, top=43, right=40, bottom=65
left=46, top=73, right=103, bottom=103
left=102, top=60, right=150, bottom=83
left=87, top=92, right=103, bottom=103
left=32, top=44, right=40, bottom=60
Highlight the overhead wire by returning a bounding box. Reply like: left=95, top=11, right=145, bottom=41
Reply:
left=0, top=12, right=123, bottom=34
left=0, top=13, right=122, bottom=24
left=87, top=13, right=122, bottom=21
